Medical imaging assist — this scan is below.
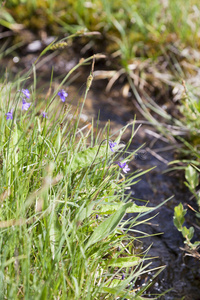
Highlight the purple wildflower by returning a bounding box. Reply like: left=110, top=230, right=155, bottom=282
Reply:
left=5, top=109, right=13, bottom=120
left=58, top=89, right=68, bottom=102
left=19, top=89, right=30, bottom=99
left=121, top=274, right=125, bottom=280
left=117, top=162, right=130, bottom=173
left=22, top=99, right=31, bottom=111
left=109, top=141, right=117, bottom=152
left=96, top=214, right=99, bottom=219
left=42, top=112, right=47, bottom=118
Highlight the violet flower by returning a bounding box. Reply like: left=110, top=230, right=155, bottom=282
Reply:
left=19, top=89, right=30, bottom=99
left=5, top=110, right=13, bottom=120
left=22, top=99, right=31, bottom=111
left=117, top=162, right=130, bottom=173
left=58, top=89, right=68, bottom=102
left=109, top=141, right=117, bottom=152
left=42, top=112, right=47, bottom=118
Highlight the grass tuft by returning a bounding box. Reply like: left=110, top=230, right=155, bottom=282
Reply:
left=0, top=44, right=165, bottom=299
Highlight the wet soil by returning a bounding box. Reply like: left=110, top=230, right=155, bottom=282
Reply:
left=2, top=45, right=200, bottom=300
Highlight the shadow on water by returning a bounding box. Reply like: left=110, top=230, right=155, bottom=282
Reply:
left=2, top=49, right=200, bottom=300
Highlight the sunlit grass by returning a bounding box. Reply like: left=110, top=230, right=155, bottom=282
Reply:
left=2, top=0, right=200, bottom=283
left=0, top=39, right=167, bottom=299
left=3, top=1, right=200, bottom=61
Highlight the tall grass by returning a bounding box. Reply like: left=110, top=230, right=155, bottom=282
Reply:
left=2, top=1, right=200, bottom=57
left=2, top=0, right=200, bottom=115
left=0, top=42, right=165, bottom=299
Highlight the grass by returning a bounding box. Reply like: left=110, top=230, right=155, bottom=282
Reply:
left=2, top=1, right=200, bottom=72
left=1, top=0, right=200, bottom=292
left=0, top=41, right=166, bottom=299
left=2, top=0, right=200, bottom=133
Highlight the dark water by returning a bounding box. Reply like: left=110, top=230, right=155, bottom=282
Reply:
left=68, top=77, right=200, bottom=299
left=2, top=48, right=200, bottom=299
left=129, top=150, right=200, bottom=300
left=89, top=82, right=200, bottom=299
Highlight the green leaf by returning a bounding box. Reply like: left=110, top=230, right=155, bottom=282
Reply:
left=39, top=285, right=47, bottom=300
left=104, top=279, right=124, bottom=288
left=101, top=286, right=135, bottom=298
left=36, top=116, right=42, bottom=133
left=54, top=126, right=61, bottom=153
left=101, top=286, right=152, bottom=299
left=71, top=145, right=110, bottom=172
left=107, top=256, right=140, bottom=268
left=188, top=226, right=194, bottom=240
left=182, top=226, right=194, bottom=240
left=99, top=202, right=154, bottom=214
left=77, top=202, right=94, bottom=222
left=49, top=213, right=61, bottom=259
left=192, top=241, right=200, bottom=247
left=173, top=203, right=187, bottom=231
left=85, top=202, right=132, bottom=250
left=182, top=226, right=190, bottom=239
left=6, top=124, right=23, bottom=174
left=185, top=165, right=199, bottom=189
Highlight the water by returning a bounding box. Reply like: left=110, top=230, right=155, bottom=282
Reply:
left=74, top=78, right=200, bottom=299
left=79, top=80, right=200, bottom=300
